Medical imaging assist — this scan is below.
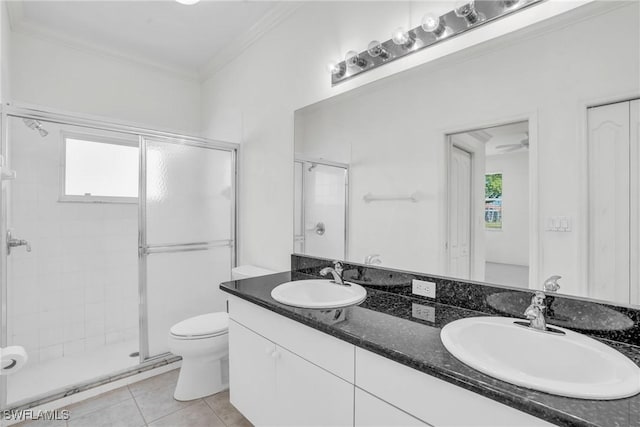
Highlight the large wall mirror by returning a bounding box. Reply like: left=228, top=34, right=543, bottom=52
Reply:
left=293, top=1, right=640, bottom=307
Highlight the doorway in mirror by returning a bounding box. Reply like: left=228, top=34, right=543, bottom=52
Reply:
left=448, top=121, right=530, bottom=288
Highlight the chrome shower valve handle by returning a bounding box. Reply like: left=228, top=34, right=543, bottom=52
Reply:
left=7, top=230, right=31, bottom=255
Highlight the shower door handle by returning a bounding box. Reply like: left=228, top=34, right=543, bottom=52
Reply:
left=7, top=230, right=31, bottom=255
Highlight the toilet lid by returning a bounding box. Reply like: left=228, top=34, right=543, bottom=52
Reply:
left=170, top=313, right=229, bottom=338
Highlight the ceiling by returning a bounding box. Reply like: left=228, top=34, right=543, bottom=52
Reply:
left=453, top=121, right=529, bottom=157
left=6, top=0, right=297, bottom=80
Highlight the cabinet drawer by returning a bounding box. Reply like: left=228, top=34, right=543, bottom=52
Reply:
left=355, top=348, right=553, bottom=427
left=228, top=295, right=355, bottom=383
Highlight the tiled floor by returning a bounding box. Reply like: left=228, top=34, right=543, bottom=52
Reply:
left=17, top=369, right=252, bottom=427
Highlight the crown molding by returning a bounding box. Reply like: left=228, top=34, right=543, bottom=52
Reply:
left=198, top=2, right=302, bottom=82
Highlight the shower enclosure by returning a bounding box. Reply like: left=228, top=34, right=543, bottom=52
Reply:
left=0, top=106, right=237, bottom=410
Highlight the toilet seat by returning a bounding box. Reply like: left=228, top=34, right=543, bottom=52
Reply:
left=170, top=313, right=228, bottom=339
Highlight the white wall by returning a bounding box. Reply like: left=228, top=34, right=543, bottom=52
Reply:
left=203, top=1, right=639, bottom=301
left=9, top=31, right=201, bottom=135
left=485, top=151, right=529, bottom=267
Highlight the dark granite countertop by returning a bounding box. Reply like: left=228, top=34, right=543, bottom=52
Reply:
left=220, top=271, right=640, bottom=427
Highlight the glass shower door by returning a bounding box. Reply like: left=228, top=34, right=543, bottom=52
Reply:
left=140, top=137, right=236, bottom=359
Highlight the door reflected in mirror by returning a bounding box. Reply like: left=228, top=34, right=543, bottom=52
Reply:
left=447, top=121, right=530, bottom=289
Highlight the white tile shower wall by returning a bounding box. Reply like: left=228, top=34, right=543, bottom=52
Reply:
left=302, top=165, right=346, bottom=259
left=7, top=120, right=139, bottom=364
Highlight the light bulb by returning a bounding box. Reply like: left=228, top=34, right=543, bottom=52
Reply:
left=326, top=61, right=345, bottom=77
left=176, top=0, right=200, bottom=4
left=391, top=27, right=415, bottom=49
left=502, top=0, right=524, bottom=8
left=421, top=13, right=447, bottom=38
left=345, top=50, right=367, bottom=69
left=367, top=40, right=390, bottom=60
left=455, top=1, right=482, bottom=25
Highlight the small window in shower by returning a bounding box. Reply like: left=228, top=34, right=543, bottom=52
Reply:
left=61, top=133, right=139, bottom=203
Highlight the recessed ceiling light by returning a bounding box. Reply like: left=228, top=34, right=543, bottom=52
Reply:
left=176, top=0, right=200, bottom=5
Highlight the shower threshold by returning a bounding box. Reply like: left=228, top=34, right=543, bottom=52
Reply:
left=7, top=340, right=139, bottom=406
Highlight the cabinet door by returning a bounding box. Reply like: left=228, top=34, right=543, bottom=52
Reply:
left=356, top=348, right=552, bottom=427
left=228, top=320, right=277, bottom=426
left=355, top=388, right=426, bottom=427
left=277, top=345, right=354, bottom=427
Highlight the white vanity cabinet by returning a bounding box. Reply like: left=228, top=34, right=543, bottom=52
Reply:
left=227, top=295, right=552, bottom=427
left=355, top=348, right=553, bottom=427
left=228, top=297, right=354, bottom=427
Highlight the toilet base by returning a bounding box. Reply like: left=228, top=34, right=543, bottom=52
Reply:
left=174, top=355, right=229, bottom=401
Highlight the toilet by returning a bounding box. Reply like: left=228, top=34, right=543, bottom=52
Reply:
left=168, top=265, right=275, bottom=401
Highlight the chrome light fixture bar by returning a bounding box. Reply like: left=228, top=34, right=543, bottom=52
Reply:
left=330, top=0, right=542, bottom=86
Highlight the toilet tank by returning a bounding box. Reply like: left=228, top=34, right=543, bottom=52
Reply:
left=231, top=265, right=276, bottom=280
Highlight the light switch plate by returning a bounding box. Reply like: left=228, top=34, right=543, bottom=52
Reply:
left=412, top=279, right=436, bottom=299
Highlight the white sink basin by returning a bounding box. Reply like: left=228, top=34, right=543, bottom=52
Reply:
left=441, top=317, right=640, bottom=400
left=271, top=279, right=367, bottom=309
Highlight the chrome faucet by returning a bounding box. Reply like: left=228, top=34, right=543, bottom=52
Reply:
left=543, top=275, right=561, bottom=292
left=524, top=291, right=547, bottom=331
left=364, top=254, right=382, bottom=265
left=320, top=261, right=348, bottom=286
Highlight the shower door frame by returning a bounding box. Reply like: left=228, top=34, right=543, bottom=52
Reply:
left=0, top=103, right=239, bottom=410
left=293, top=156, right=350, bottom=260
left=138, top=134, right=238, bottom=361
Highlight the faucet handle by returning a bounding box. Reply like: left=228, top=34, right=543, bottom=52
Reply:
left=530, top=291, right=546, bottom=308
left=333, top=261, right=343, bottom=274
left=364, top=254, right=382, bottom=265
left=543, top=275, right=561, bottom=292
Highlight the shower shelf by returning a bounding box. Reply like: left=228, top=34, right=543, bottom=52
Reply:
left=363, top=192, right=419, bottom=203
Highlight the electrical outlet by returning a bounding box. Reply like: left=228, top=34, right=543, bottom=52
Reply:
left=412, top=303, right=436, bottom=323
left=412, top=279, right=436, bottom=299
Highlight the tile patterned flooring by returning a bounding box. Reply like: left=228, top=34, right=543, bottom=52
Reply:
left=17, top=369, right=252, bottom=427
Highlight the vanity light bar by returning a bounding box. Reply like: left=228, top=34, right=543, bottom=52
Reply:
left=330, top=0, right=543, bottom=86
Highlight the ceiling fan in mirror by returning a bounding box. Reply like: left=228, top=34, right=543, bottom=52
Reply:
left=495, top=134, right=529, bottom=153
